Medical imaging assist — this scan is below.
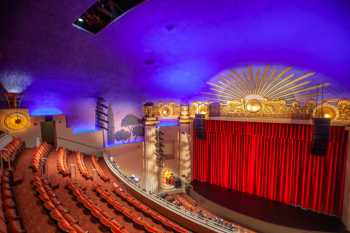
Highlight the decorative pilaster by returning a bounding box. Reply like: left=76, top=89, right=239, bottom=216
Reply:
left=179, top=104, right=192, bottom=183
left=143, top=103, right=160, bottom=193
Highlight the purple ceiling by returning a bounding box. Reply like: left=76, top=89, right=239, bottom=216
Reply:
left=1, top=0, right=350, bottom=115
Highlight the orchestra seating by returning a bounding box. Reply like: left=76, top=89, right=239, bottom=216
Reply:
left=32, top=175, right=87, bottom=233
left=57, top=148, right=70, bottom=176
left=75, top=152, right=92, bottom=180
left=94, top=185, right=164, bottom=233
left=167, top=194, right=196, bottom=212
left=0, top=138, right=24, bottom=162
left=1, top=170, right=26, bottom=233
left=65, top=181, right=127, bottom=233
left=0, top=170, right=7, bottom=233
left=31, top=143, right=51, bottom=172
left=0, top=143, right=244, bottom=233
left=112, top=184, right=188, bottom=233
left=91, top=156, right=109, bottom=182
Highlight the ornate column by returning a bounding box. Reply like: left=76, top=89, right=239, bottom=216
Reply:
left=143, top=103, right=160, bottom=193
left=178, top=104, right=192, bottom=184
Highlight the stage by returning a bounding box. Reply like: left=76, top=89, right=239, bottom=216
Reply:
left=190, top=180, right=346, bottom=233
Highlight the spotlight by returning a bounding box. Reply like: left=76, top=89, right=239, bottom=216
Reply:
left=78, top=18, right=84, bottom=22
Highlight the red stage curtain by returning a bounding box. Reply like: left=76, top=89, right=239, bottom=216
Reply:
left=192, top=120, right=348, bottom=216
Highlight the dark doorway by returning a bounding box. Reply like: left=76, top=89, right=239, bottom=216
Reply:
left=40, top=120, right=56, bottom=146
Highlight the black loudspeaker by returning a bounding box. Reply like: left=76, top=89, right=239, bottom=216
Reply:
left=311, top=118, right=330, bottom=155
left=194, top=114, right=206, bottom=140
left=174, top=177, right=182, bottom=188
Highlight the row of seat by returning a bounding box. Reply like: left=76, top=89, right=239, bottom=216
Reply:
left=57, top=148, right=70, bottom=176
left=112, top=184, right=189, bottom=233
left=173, top=194, right=196, bottom=212
left=91, top=156, right=109, bottom=182
left=31, top=143, right=51, bottom=172
left=1, top=170, right=26, bottom=233
left=94, top=186, right=164, bottom=233
left=0, top=138, right=24, bottom=162
left=75, top=152, right=92, bottom=180
left=32, top=176, right=87, bottom=233
left=0, top=170, right=7, bottom=233
left=66, top=181, right=127, bottom=233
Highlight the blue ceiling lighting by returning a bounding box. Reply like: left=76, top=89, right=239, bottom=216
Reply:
left=159, top=119, right=178, bottom=127
left=30, top=107, right=63, bottom=116
left=72, top=126, right=100, bottom=135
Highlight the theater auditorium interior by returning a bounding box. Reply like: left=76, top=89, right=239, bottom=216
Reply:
left=1, top=0, right=350, bottom=233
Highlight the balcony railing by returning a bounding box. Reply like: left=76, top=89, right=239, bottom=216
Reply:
left=103, top=153, right=247, bottom=233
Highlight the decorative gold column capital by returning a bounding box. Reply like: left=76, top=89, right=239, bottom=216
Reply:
left=179, top=104, right=191, bottom=124
left=144, top=117, right=159, bottom=126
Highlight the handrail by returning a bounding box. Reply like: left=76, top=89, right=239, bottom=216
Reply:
left=103, top=153, right=241, bottom=233
left=0, top=134, right=13, bottom=150
left=56, top=136, right=103, bottom=151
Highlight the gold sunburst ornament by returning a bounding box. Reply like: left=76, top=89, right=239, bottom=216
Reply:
left=205, top=65, right=329, bottom=113
left=4, top=112, right=30, bottom=131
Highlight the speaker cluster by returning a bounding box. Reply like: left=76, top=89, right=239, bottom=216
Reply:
left=194, top=114, right=206, bottom=140
left=311, top=118, right=330, bottom=156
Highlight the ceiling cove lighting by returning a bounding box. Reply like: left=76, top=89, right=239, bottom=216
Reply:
left=159, top=119, right=178, bottom=127
left=30, top=107, right=63, bottom=116
left=72, top=127, right=99, bottom=134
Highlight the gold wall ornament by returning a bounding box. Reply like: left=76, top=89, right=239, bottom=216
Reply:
left=205, top=65, right=329, bottom=104
left=144, top=99, right=350, bottom=124
left=143, top=102, right=181, bottom=120
left=245, top=99, right=262, bottom=113
left=314, top=105, right=337, bottom=120
left=189, top=102, right=209, bottom=118
left=4, top=112, right=30, bottom=131
left=337, top=100, right=350, bottom=121
left=160, top=105, right=172, bottom=117
left=158, top=102, right=180, bottom=118
left=1, top=109, right=31, bottom=132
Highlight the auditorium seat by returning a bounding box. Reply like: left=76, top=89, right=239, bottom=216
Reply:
left=1, top=170, right=26, bottom=233
left=66, top=181, right=127, bottom=233
left=31, top=143, right=51, bottom=172
left=0, top=170, right=7, bottom=233
left=95, top=185, right=186, bottom=233
left=57, top=148, right=70, bottom=176
left=0, top=138, right=24, bottom=162
left=111, top=184, right=188, bottom=233
left=75, top=152, right=93, bottom=180
left=91, top=155, right=109, bottom=182
left=32, top=176, right=88, bottom=233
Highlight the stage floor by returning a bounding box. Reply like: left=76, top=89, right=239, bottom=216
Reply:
left=191, top=180, right=345, bottom=232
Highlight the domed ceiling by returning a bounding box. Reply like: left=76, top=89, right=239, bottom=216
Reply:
left=1, top=0, right=350, bottom=121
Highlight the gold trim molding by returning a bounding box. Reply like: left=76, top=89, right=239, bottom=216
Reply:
left=143, top=99, right=350, bottom=124
left=143, top=65, right=350, bottom=125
